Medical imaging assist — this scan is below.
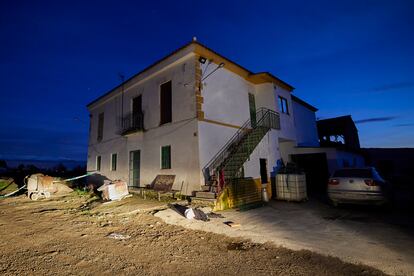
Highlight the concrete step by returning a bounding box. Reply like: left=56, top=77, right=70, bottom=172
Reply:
left=190, top=197, right=217, bottom=207
left=200, top=185, right=211, bottom=192
left=191, top=197, right=217, bottom=202
left=195, top=191, right=217, bottom=199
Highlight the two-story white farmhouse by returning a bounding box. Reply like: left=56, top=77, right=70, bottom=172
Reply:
left=86, top=39, right=320, bottom=200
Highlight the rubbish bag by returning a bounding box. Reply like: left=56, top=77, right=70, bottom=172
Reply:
left=184, top=208, right=195, bottom=219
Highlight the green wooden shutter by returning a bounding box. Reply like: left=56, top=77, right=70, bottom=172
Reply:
left=161, top=146, right=171, bottom=169
left=111, top=154, right=117, bottom=171
left=161, top=147, right=166, bottom=169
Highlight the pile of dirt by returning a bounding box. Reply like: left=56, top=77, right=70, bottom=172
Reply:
left=0, top=195, right=386, bottom=275
left=52, top=181, right=74, bottom=194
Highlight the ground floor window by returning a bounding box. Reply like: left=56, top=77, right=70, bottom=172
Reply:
left=161, top=145, right=171, bottom=169
left=111, top=153, right=117, bottom=171
left=96, top=156, right=101, bottom=171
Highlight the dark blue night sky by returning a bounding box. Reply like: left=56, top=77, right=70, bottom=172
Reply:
left=0, top=0, right=413, bottom=161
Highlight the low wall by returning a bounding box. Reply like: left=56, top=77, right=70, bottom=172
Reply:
left=214, top=177, right=270, bottom=211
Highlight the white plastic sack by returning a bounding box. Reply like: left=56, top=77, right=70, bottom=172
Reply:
left=184, top=208, right=195, bottom=219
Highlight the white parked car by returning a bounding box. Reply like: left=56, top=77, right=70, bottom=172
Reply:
left=328, top=167, right=391, bottom=206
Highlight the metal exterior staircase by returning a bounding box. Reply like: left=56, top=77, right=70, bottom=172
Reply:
left=196, top=108, right=280, bottom=200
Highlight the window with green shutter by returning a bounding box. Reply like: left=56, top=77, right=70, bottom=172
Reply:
left=161, top=145, right=171, bottom=169
left=111, top=153, right=117, bottom=171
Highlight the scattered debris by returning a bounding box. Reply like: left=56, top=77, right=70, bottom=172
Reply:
left=102, top=194, right=132, bottom=204
left=224, top=221, right=241, bottom=228
left=193, top=208, right=209, bottom=221
left=227, top=242, right=255, bottom=251
left=26, top=174, right=73, bottom=200
left=79, top=197, right=102, bottom=211
left=169, top=203, right=209, bottom=221
left=184, top=208, right=196, bottom=219
left=107, top=232, right=131, bottom=240
left=207, top=212, right=224, bottom=219
left=97, top=180, right=129, bottom=201
left=168, top=203, right=187, bottom=216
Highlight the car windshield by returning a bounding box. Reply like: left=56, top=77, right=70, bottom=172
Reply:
left=333, top=169, right=372, bottom=178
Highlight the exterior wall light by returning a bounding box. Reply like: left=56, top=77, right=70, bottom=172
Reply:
left=199, top=56, right=207, bottom=64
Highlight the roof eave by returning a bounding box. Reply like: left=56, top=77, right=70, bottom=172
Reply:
left=86, top=40, right=195, bottom=109
left=87, top=40, right=295, bottom=108
left=291, top=95, right=318, bottom=112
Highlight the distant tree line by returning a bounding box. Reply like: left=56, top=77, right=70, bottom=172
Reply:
left=0, top=160, right=87, bottom=187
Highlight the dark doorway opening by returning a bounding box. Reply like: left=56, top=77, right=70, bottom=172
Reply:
left=260, top=158, right=268, bottom=184
left=291, top=153, right=329, bottom=198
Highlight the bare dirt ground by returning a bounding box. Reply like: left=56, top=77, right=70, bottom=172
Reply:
left=0, top=194, right=385, bottom=275
left=157, top=200, right=414, bottom=275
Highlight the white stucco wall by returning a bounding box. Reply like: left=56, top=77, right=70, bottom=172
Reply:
left=86, top=44, right=317, bottom=195
left=197, top=122, right=238, bottom=169
left=292, top=100, right=319, bottom=147
left=87, top=52, right=202, bottom=195
left=201, top=62, right=252, bottom=126
left=275, top=87, right=296, bottom=141
left=198, top=63, right=288, bottom=182
left=125, top=119, right=200, bottom=194
left=243, top=129, right=281, bottom=179
left=255, top=83, right=277, bottom=111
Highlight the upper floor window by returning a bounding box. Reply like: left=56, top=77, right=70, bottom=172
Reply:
left=278, top=96, right=289, bottom=114
left=160, top=81, right=172, bottom=125
left=132, top=95, right=142, bottom=115
left=97, top=112, right=104, bottom=141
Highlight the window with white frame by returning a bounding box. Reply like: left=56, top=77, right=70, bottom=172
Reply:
left=278, top=96, right=289, bottom=114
